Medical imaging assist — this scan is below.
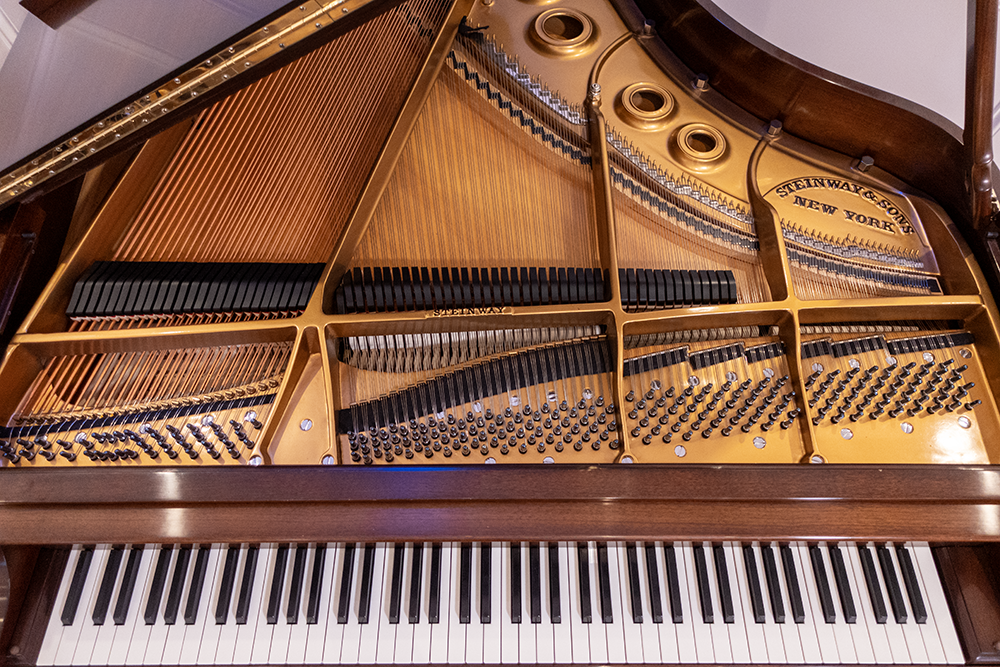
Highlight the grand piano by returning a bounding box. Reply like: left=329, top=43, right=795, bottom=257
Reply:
left=2, top=0, right=1000, bottom=664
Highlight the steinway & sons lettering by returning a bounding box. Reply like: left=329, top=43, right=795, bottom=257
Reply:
left=776, top=177, right=915, bottom=235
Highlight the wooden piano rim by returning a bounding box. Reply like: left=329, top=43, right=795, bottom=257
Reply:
left=1, top=465, right=999, bottom=544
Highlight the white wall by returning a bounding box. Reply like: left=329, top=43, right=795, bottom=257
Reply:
left=0, top=0, right=28, bottom=72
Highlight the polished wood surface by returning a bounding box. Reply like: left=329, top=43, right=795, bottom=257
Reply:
left=938, top=544, right=1000, bottom=663
left=965, top=0, right=999, bottom=232
left=1, top=465, right=999, bottom=545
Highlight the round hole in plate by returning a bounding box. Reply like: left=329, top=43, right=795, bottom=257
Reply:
left=542, top=12, right=584, bottom=40
left=686, top=131, right=716, bottom=153
left=631, top=88, right=665, bottom=113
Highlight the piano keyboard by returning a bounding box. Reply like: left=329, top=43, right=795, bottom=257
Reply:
left=38, top=541, right=962, bottom=665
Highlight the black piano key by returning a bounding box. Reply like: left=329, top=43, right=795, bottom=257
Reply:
left=92, top=545, right=125, bottom=626
left=304, top=544, right=325, bottom=625
left=761, top=545, right=785, bottom=623
left=597, top=543, right=614, bottom=623
left=743, top=546, right=766, bottom=623
left=236, top=545, right=259, bottom=625
left=337, top=543, right=357, bottom=624
left=692, top=544, right=714, bottom=624
left=859, top=545, right=888, bottom=623
left=112, top=545, right=144, bottom=625
left=529, top=543, right=542, bottom=624
left=267, top=544, right=290, bottom=625
left=357, top=543, right=377, bottom=625
left=143, top=545, right=172, bottom=626
left=780, top=545, right=806, bottom=623
left=713, top=545, right=735, bottom=624
left=481, top=543, right=492, bottom=624
left=428, top=543, right=443, bottom=624
left=895, top=545, right=928, bottom=623
left=388, top=544, right=404, bottom=624
left=459, top=543, right=472, bottom=624
left=214, top=545, right=241, bottom=625
left=163, top=545, right=191, bottom=625
left=626, top=543, right=643, bottom=623
left=548, top=543, right=561, bottom=624
left=577, top=543, right=592, bottom=624
left=183, top=545, right=211, bottom=625
left=287, top=544, right=308, bottom=625
left=809, top=546, right=837, bottom=623
left=510, top=543, right=522, bottom=624
left=663, top=544, right=683, bottom=623
left=643, top=544, right=663, bottom=624
left=829, top=546, right=857, bottom=623
left=408, top=543, right=423, bottom=623
left=877, top=545, right=908, bottom=623
left=62, top=546, right=95, bottom=626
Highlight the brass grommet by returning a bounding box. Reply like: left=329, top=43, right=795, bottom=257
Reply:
left=617, top=82, right=674, bottom=130
left=531, top=8, right=597, bottom=55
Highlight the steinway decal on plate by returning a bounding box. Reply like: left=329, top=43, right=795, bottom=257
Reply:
left=426, top=306, right=513, bottom=317
left=772, top=176, right=915, bottom=235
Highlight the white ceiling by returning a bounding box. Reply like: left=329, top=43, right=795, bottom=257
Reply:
left=0, top=0, right=996, bottom=172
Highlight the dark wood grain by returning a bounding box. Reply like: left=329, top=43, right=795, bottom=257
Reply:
left=0, top=546, right=42, bottom=666
left=937, top=545, right=1000, bottom=663
left=1, top=465, right=999, bottom=544
left=965, top=0, right=998, bottom=231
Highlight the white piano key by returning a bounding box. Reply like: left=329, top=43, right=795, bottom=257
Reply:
left=485, top=542, right=502, bottom=665
left=818, top=544, right=857, bottom=664
left=375, top=544, right=399, bottom=664
left=287, top=544, right=318, bottom=665
left=797, top=544, right=839, bottom=664
left=267, top=546, right=296, bottom=666
left=411, top=543, right=432, bottom=665
left=649, top=543, right=680, bottom=664
left=566, top=543, right=589, bottom=664
left=680, top=542, right=714, bottom=664
left=888, top=543, right=930, bottom=664
left=448, top=543, right=467, bottom=664
left=212, top=551, right=242, bottom=666
left=846, top=543, right=894, bottom=664
left=552, top=543, right=572, bottom=664
left=608, top=542, right=641, bottom=663
left=178, top=545, right=223, bottom=667
left=339, top=543, right=365, bottom=664
left=516, top=542, right=536, bottom=664
left=754, top=544, right=787, bottom=666
left=703, top=541, right=732, bottom=663
left=427, top=543, right=451, bottom=665
left=500, top=542, right=518, bottom=664
left=865, top=542, right=911, bottom=664
left=911, top=543, right=964, bottom=664
left=721, top=543, right=753, bottom=664
left=664, top=543, right=696, bottom=664
left=37, top=545, right=82, bottom=666
left=785, top=543, right=822, bottom=665
left=196, top=545, right=230, bottom=665
left=832, top=543, right=876, bottom=665
left=536, top=543, right=555, bottom=665
left=250, top=544, right=279, bottom=665
left=111, top=545, right=156, bottom=666
left=357, top=544, right=387, bottom=664
left=69, top=545, right=112, bottom=667
left=770, top=544, right=804, bottom=665
left=236, top=544, right=275, bottom=666
left=730, top=543, right=769, bottom=664
left=632, top=543, right=662, bottom=663
left=897, top=543, right=946, bottom=664
left=139, top=546, right=178, bottom=666
left=157, top=546, right=196, bottom=667
left=465, top=543, right=484, bottom=665
left=392, top=544, right=415, bottom=665
left=584, top=541, right=608, bottom=665
left=90, top=545, right=135, bottom=666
